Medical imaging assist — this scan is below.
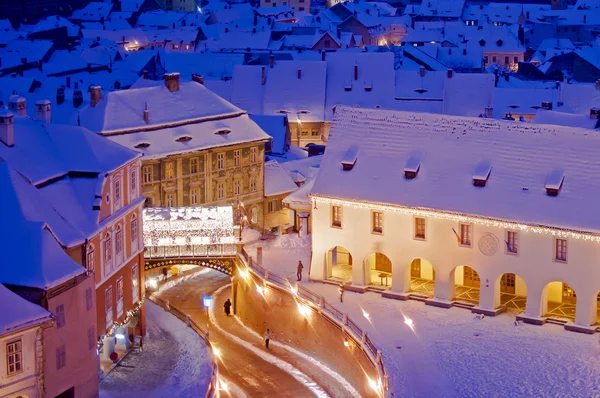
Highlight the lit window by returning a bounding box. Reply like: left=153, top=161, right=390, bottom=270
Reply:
left=250, top=147, right=257, bottom=163
left=191, top=188, right=198, bottom=205
left=507, top=231, right=518, bottom=254
left=116, top=277, right=124, bottom=317
left=268, top=199, right=282, bottom=212
left=115, top=227, right=123, bottom=264
left=217, top=183, right=225, bottom=199
left=460, top=223, right=472, bottom=246
left=311, top=131, right=319, bottom=136
left=87, top=246, right=95, bottom=274
left=130, top=169, right=137, bottom=197
left=114, top=178, right=121, bottom=209
left=131, top=215, right=138, bottom=246
left=165, top=162, right=174, bottom=179
left=234, top=180, right=241, bottom=196
left=166, top=193, right=175, bottom=207
left=190, top=158, right=198, bottom=174
left=332, top=205, right=342, bottom=227
left=56, top=345, right=66, bottom=370
left=556, top=239, right=567, bottom=262
left=143, top=166, right=152, bottom=183
left=103, top=233, right=112, bottom=275
left=85, top=288, right=93, bottom=311
left=250, top=177, right=257, bottom=192
left=251, top=207, right=258, bottom=224
left=217, top=153, right=225, bottom=170
left=415, top=217, right=426, bottom=239
left=6, top=340, right=22, bottom=375
left=234, top=150, right=241, bottom=166
left=132, top=264, right=139, bottom=303
left=372, top=211, right=383, bottom=234
left=105, top=286, right=113, bottom=328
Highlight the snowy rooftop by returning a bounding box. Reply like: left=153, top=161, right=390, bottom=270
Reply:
left=0, top=284, right=51, bottom=334
left=265, top=160, right=298, bottom=196
left=249, top=114, right=288, bottom=154
left=311, top=106, right=600, bottom=233
left=78, top=80, right=243, bottom=134
left=144, top=206, right=233, bottom=223
left=534, top=110, right=598, bottom=130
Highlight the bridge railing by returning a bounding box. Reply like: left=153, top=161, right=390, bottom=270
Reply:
left=237, top=248, right=390, bottom=397
left=145, top=244, right=237, bottom=259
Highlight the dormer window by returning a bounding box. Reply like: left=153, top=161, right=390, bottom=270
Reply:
left=364, top=81, right=373, bottom=92
left=215, top=129, right=231, bottom=136
left=344, top=81, right=352, bottom=91
left=414, top=88, right=428, bottom=94
left=176, top=136, right=192, bottom=143
left=473, top=161, right=492, bottom=187
left=341, top=145, right=359, bottom=171
left=545, top=170, right=564, bottom=196
left=404, top=157, right=421, bottom=179
left=496, top=39, right=503, bottom=46
left=134, top=142, right=150, bottom=149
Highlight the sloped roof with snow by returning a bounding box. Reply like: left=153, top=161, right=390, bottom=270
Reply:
left=418, top=0, right=466, bottom=18
left=265, top=160, right=298, bottom=196
left=443, top=73, right=494, bottom=117
left=312, top=106, right=600, bottom=233
left=0, top=283, right=51, bottom=334
left=560, top=83, right=600, bottom=115
left=71, top=2, right=114, bottom=21
left=250, top=114, right=288, bottom=154
left=534, top=110, right=598, bottom=130
left=78, top=81, right=243, bottom=134
left=230, top=65, right=265, bottom=114
left=493, top=87, right=558, bottom=118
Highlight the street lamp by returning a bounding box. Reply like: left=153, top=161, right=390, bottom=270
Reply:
left=203, top=296, right=212, bottom=336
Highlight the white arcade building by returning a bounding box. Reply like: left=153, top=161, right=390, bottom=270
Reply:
left=309, top=106, right=600, bottom=333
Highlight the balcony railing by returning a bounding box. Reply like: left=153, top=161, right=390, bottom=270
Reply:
left=144, top=244, right=237, bottom=259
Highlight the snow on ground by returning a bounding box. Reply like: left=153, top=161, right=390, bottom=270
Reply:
left=100, top=301, right=212, bottom=398
left=245, top=233, right=600, bottom=398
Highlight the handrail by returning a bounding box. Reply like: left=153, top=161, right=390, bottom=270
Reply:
left=145, top=243, right=237, bottom=259
left=237, top=252, right=391, bottom=397
left=147, top=294, right=219, bottom=398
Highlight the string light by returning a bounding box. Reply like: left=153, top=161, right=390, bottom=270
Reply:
left=97, top=296, right=146, bottom=350
left=312, top=196, right=600, bottom=243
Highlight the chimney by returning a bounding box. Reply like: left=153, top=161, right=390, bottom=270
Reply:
left=447, top=69, right=453, bottom=78
left=354, top=63, right=358, bottom=80
left=541, top=101, right=552, bottom=110
left=590, top=108, right=600, bottom=119
left=8, top=95, right=27, bottom=116
left=596, top=79, right=600, bottom=90
left=0, top=110, right=14, bottom=147
left=192, top=74, right=205, bottom=85
left=163, top=73, right=180, bottom=93
left=35, top=100, right=51, bottom=123
left=337, top=28, right=341, bottom=39
left=484, top=107, right=493, bottom=118
left=73, top=90, right=83, bottom=108
left=57, top=87, right=65, bottom=105
left=142, top=70, right=149, bottom=79
left=89, top=86, right=101, bottom=107
left=261, top=66, right=266, bottom=85
left=321, top=51, right=326, bottom=61
left=297, top=68, right=302, bottom=79
left=419, top=66, right=425, bottom=77
left=144, top=102, right=149, bottom=123
left=269, top=54, right=275, bottom=68
left=66, top=76, right=71, bottom=88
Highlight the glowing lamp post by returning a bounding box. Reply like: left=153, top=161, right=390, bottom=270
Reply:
left=203, top=296, right=212, bottom=335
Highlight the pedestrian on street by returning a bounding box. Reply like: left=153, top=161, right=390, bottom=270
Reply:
left=162, top=267, right=168, bottom=281
left=224, top=299, right=232, bottom=316
left=338, top=284, right=345, bottom=303
left=297, top=261, right=304, bottom=281
left=264, top=329, right=273, bottom=349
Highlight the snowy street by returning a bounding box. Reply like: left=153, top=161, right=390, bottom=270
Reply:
left=244, top=233, right=600, bottom=397
left=99, top=301, right=212, bottom=398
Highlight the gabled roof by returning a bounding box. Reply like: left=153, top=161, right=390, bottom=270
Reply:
left=312, top=106, right=600, bottom=233
left=70, top=2, right=114, bottom=21
left=265, top=160, right=298, bottom=196
left=0, top=283, right=51, bottom=334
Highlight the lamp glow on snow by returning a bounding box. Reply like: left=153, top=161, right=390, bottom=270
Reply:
left=368, top=377, right=382, bottom=396
left=344, top=338, right=350, bottom=348
left=256, top=286, right=265, bottom=295
left=212, top=347, right=221, bottom=358
left=239, top=268, right=249, bottom=280
left=297, top=303, right=311, bottom=317
left=115, top=333, right=125, bottom=340
left=362, top=310, right=370, bottom=320
left=404, top=316, right=414, bottom=330
left=147, top=278, right=158, bottom=289
left=218, top=379, right=228, bottom=392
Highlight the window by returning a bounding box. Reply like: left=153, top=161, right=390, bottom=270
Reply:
left=173, top=43, right=179, bottom=50
left=312, top=131, right=319, bottom=136
left=217, top=153, right=225, bottom=170
left=415, top=217, right=426, bottom=239
left=130, top=169, right=137, bottom=198
left=132, top=264, right=139, bottom=303
left=504, top=56, right=509, bottom=65
left=190, top=158, right=198, bottom=174
left=506, top=231, right=518, bottom=254
left=7, top=340, right=22, bottom=375
left=103, top=233, right=112, bottom=275
left=105, top=286, right=113, bottom=328
left=116, top=277, right=124, bottom=317
left=143, top=166, right=152, bottom=183
left=299, top=6, right=304, bottom=10
left=331, top=205, right=342, bottom=227
left=492, top=56, right=497, bottom=63
left=115, top=227, right=123, bottom=264
left=165, top=162, right=174, bottom=179
left=484, top=56, right=489, bottom=64
left=85, top=288, right=93, bottom=311
left=191, top=188, right=198, bottom=205
left=513, top=56, right=519, bottom=64
left=166, top=193, right=174, bottom=207
left=218, top=183, right=224, bottom=199
left=87, top=246, right=95, bottom=274
left=555, top=239, right=567, bottom=262
left=268, top=199, right=282, bottom=212
left=55, top=304, right=66, bottom=328
left=131, top=215, right=138, bottom=248
left=372, top=211, right=383, bottom=234
left=234, top=150, right=241, bottom=166
left=251, top=207, right=258, bottom=224
left=250, top=147, right=257, bottom=163
left=301, top=130, right=309, bottom=136
left=234, top=180, right=241, bottom=196
left=56, top=345, right=66, bottom=370
left=250, top=177, right=257, bottom=192
left=114, top=178, right=121, bottom=209
left=460, top=223, right=472, bottom=246
left=87, top=327, right=95, bottom=351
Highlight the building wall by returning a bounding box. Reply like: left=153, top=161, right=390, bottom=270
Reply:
left=289, top=121, right=329, bottom=147
left=310, top=198, right=600, bottom=326
left=483, top=51, right=524, bottom=70
left=44, top=275, right=99, bottom=398
left=264, top=193, right=293, bottom=233
left=140, top=142, right=266, bottom=229
left=260, top=0, right=310, bottom=12
left=0, top=324, right=46, bottom=398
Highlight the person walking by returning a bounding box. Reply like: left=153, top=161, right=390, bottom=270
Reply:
left=338, top=283, right=345, bottom=303
left=224, top=299, right=232, bottom=316
left=264, top=329, right=273, bottom=349
left=297, top=261, right=304, bottom=281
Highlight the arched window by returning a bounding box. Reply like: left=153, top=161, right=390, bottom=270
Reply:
left=114, top=177, right=122, bottom=211
left=130, top=167, right=137, bottom=200
left=131, top=214, right=138, bottom=252
left=103, top=232, right=112, bottom=275
left=87, top=244, right=95, bottom=274
left=251, top=207, right=258, bottom=224
left=115, top=225, right=123, bottom=265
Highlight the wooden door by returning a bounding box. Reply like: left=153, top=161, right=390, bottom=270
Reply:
left=501, top=273, right=516, bottom=294
left=562, top=283, right=576, bottom=304
left=463, top=267, right=480, bottom=288
left=410, top=259, right=421, bottom=278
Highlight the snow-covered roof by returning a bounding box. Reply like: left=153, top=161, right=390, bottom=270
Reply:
left=136, top=10, right=187, bottom=29
left=19, top=15, right=80, bottom=36
left=312, top=105, right=600, bottom=233
left=161, top=51, right=244, bottom=80
left=230, top=65, right=265, bottom=114
left=493, top=87, right=558, bottom=118
left=265, top=160, right=298, bottom=196
left=0, top=284, right=51, bottom=334
left=107, top=113, right=270, bottom=160
left=418, top=0, right=466, bottom=18
left=283, top=175, right=316, bottom=208
left=533, top=110, right=599, bottom=130
left=250, top=114, right=288, bottom=154
left=560, top=83, right=600, bottom=115
left=78, top=80, right=243, bottom=134
left=71, top=2, right=114, bottom=21
left=202, top=31, right=271, bottom=50
left=0, top=39, right=53, bottom=70
left=143, top=206, right=233, bottom=222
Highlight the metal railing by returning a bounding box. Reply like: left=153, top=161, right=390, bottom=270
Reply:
left=144, top=244, right=237, bottom=259
left=148, top=294, right=219, bottom=398
left=238, top=248, right=390, bottom=397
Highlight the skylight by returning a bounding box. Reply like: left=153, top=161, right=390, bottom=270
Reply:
left=341, top=145, right=359, bottom=171
left=134, top=142, right=150, bottom=149
left=175, top=136, right=192, bottom=143
left=404, top=157, right=421, bottom=179
left=473, top=161, right=492, bottom=187
left=545, top=170, right=565, bottom=196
